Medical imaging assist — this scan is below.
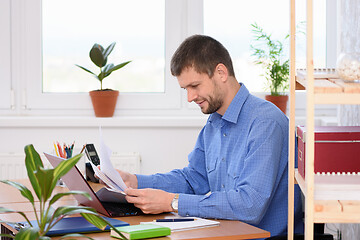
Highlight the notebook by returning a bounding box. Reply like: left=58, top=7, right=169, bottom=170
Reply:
left=111, top=224, right=171, bottom=239
left=9, top=216, right=129, bottom=236
left=44, top=152, right=142, bottom=217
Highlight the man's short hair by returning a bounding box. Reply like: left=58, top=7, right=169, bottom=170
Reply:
left=170, top=35, right=235, bottom=78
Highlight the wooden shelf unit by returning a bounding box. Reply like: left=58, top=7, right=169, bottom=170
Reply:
left=288, top=0, right=360, bottom=240
left=294, top=170, right=360, bottom=223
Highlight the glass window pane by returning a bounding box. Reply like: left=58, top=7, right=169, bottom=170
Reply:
left=42, top=0, right=165, bottom=93
left=204, top=0, right=326, bottom=92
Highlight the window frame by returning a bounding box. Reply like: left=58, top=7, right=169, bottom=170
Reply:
left=0, top=0, right=12, bottom=110
left=1, top=0, right=338, bottom=117
left=18, top=0, right=187, bottom=113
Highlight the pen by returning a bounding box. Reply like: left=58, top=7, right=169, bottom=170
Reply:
left=154, top=218, right=195, bottom=222
left=80, top=144, right=86, bottom=154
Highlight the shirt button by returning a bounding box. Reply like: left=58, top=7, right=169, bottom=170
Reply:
left=221, top=184, right=225, bottom=188
left=223, top=133, right=227, bottom=137
left=222, top=157, right=225, bottom=162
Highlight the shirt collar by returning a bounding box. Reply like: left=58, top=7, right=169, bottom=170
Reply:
left=208, top=83, right=249, bottom=125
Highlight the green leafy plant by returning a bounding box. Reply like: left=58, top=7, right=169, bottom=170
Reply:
left=76, top=42, right=131, bottom=90
left=0, top=144, right=126, bottom=240
left=250, top=23, right=289, bottom=96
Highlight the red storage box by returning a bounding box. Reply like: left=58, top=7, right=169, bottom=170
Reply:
left=297, top=126, right=360, bottom=178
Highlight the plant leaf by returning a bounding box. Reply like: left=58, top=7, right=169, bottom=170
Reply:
left=0, top=207, right=26, bottom=219
left=0, top=208, right=33, bottom=227
left=14, top=227, right=40, bottom=240
left=0, top=180, right=34, bottom=204
left=50, top=154, right=82, bottom=194
left=80, top=213, right=108, bottom=230
left=34, top=167, right=55, bottom=202
left=52, top=206, right=97, bottom=219
left=90, top=44, right=105, bottom=67
left=38, top=236, right=51, bottom=240
left=103, top=63, right=114, bottom=75
left=43, top=205, right=55, bottom=225
left=103, top=42, right=116, bottom=59
left=111, top=61, right=131, bottom=72
left=104, top=61, right=131, bottom=78
left=24, top=144, right=43, bottom=200
left=80, top=213, right=127, bottom=240
left=75, top=64, right=98, bottom=78
left=49, top=191, right=91, bottom=206
left=0, top=234, right=14, bottom=239
left=58, top=233, right=95, bottom=239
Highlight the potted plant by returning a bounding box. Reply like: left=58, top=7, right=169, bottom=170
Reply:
left=76, top=42, right=131, bottom=117
left=0, top=144, right=126, bottom=240
left=250, top=23, right=289, bottom=114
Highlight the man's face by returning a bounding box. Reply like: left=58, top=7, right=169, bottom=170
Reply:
left=177, top=67, right=224, bottom=114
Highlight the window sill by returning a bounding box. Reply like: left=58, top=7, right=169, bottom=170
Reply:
left=0, top=116, right=208, bottom=128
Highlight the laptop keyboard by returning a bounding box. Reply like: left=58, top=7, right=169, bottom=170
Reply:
left=101, top=202, right=143, bottom=217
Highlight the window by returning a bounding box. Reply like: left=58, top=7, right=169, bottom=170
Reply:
left=0, top=0, right=12, bottom=110
left=0, top=0, right=337, bottom=116
left=42, top=0, right=165, bottom=93
left=21, top=0, right=183, bottom=113
left=204, top=0, right=327, bottom=92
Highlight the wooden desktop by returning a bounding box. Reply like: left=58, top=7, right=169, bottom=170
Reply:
left=0, top=180, right=270, bottom=239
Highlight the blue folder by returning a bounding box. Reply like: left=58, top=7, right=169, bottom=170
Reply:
left=10, top=216, right=129, bottom=236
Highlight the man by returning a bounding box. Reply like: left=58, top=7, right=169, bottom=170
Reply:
left=120, top=35, right=304, bottom=236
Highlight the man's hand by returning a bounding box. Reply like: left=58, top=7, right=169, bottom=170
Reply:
left=125, top=188, right=175, bottom=214
left=115, top=169, right=138, bottom=189
left=96, top=166, right=138, bottom=189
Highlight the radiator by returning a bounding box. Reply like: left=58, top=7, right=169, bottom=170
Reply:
left=0, top=152, right=141, bottom=180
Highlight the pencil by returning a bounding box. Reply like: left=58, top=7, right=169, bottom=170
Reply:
left=53, top=142, right=59, bottom=157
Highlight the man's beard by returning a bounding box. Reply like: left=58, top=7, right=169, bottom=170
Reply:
left=200, top=93, right=223, bottom=114
left=198, top=78, right=224, bottom=114
left=201, top=97, right=223, bottom=114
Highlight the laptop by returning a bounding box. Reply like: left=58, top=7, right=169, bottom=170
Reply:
left=44, top=152, right=142, bottom=217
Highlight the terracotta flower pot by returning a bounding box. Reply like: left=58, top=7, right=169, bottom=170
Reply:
left=265, top=95, right=289, bottom=114
left=89, top=90, right=119, bottom=117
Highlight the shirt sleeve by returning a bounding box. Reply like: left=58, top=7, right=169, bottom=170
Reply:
left=178, top=118, right=287, bottom=225
left=136, top=127, right=211, bottom=195
left=138, top=118, right=287, bottom=225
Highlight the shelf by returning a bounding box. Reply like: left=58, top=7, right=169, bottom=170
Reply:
left=314, top=93, right=360, bottom=104
left=289, top=1, right=360, bottom=238
left=295, top=71, right=360, bottom=104
left=295, top=170, right=360, bottom=223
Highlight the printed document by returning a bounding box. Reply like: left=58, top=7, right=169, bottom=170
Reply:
left=91, top=128, right=127, bottom=192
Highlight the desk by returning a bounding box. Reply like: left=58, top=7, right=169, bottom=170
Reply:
left=0, top=180, right=270, bottom=239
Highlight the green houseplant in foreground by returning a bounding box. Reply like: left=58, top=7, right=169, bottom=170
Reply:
left=250, top=22, right=289, bottom=114
left=76, top=42, right=131, bottom=117
left=0, top=144, right=126, bottom=240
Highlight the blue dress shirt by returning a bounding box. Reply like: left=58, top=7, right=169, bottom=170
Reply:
left=136, top=83, right=304, bottom=237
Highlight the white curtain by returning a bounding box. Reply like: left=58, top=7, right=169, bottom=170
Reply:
left=338, top=0, right=360, bottom=127
left=333, top=1, right=360, bottom=239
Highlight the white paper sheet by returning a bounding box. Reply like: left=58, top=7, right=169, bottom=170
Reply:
left=140, top=218, right=220, bottom=232
left=98, top=127, right=128, bottom=191
left=90, top=162, right=123, bottom=192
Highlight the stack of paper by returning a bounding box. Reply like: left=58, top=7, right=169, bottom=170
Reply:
left=90, top=128, right=127, bottom=193
left=140, top=218, right=220, bottom=232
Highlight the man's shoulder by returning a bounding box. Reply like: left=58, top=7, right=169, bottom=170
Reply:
left=243, top=94, right=288, bottom=126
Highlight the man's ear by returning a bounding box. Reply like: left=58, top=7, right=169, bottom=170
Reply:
left=215, top=63, right=228, bottom=82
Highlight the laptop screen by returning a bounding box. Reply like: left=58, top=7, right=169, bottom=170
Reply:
left=44, top=152, right=109, bottom=216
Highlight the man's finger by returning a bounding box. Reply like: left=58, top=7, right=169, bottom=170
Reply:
left=125, top=187, right=142, bottom=197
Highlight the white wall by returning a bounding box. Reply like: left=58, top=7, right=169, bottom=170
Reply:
left=0, top=117, right=206, bottom=177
